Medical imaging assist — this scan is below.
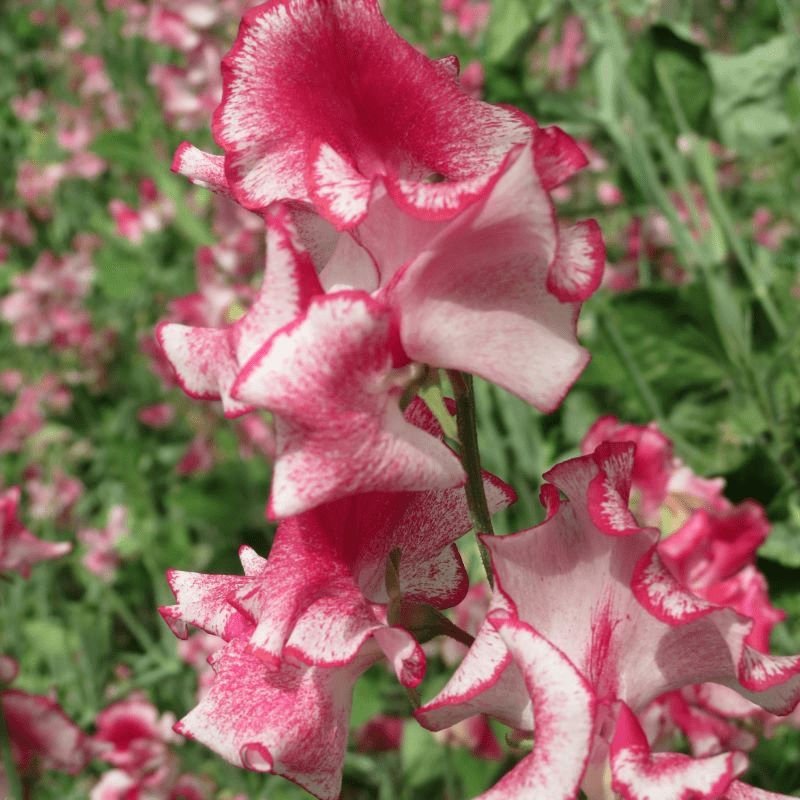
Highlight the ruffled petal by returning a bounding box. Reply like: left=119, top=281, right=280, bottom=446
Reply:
left=176, top=636, right=373, bottom=800
left=232, top=292, right=464, bottom=517
left=213, top=0, right=532, bottom=220
left=473, top=614, right=595, bottom=800
left=611, top=703, right=746, bottom=800
left=388, top=144, right=591, bottom=413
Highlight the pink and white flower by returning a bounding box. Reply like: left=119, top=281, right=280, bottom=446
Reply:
left=416, top=443, right=800, bottom=798
left=163, top=145, right=602, bottom=515
left=204, top=0, right=533, bottom=227
left=0, top=486, right=72, bottom=578
left=160, top=402, right=514, bottom=797
left=0, top=688, right=88, bottom=795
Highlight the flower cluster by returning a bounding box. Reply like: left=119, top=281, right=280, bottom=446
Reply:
left=150, top=1, right=800, bottom=798
left=0, top=657, right=214, bottom=800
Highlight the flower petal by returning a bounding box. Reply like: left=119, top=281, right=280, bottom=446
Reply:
left=389, top=144, right=590, bottom=413
left=214, top=0, right=532, bottom=218
left=610, top=702, right=746, bottom=800
left=473, top=614, right=595, bottom=800
left=176, top=636, right=372, bottom=800
left=232, top=292, right=464, bottom=517
left=547, top=219, right=605, bottom=302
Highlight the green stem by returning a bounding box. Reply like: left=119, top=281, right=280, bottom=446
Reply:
left=0, top=697, right=24, bottom=800
left=102, top=584, right=159, bottom=654
left=448, top=371, right=494, bottom=588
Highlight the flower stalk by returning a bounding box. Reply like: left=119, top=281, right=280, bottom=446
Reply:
left=449, top=370, right=495, bottom=588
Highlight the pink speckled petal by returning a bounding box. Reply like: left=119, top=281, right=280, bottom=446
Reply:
left=611, top=703, right=746, bottom=800
left=232, top=292, right=464, bottom=517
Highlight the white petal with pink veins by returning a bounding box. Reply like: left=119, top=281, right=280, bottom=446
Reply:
left=213, top=0, right=533, bottom=217
left=307, top=141, right=373, bottom=229
left=415, top=442, right=800, bottom=757
left=474, top=614, right=595, bottom=800
left=388, top=144, right=589, bottom=413
left=157, top=207, right=323, bottom=417
left=232, top=292, right=464, bottom=517
left=171, top=143, right=230, bottom=196
left=176, top=636, right=372, bottom=800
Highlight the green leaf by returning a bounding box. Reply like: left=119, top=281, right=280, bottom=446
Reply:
left=23, top=619, right=77, bottom=658
left=706, top=35, right=796, bottom=153
left=451, top=746, right=501, bottom=797
left=349, top=667, right=385, bottom=730
left=760, top=520, right=800, bottom=568
left=628, top=23, right=713, bottom=136
left=786, top=80, right=800, bottom=122
left=401, top=723, right=444, bottom=787
left=151, top=167, right=215, bottom=246
left=707, top=35, right=792, bottom=108
left=484, top=0, right=533, bottom=64
left=759, top=497, right=800, bottom=568
left=607, top=289, right=728, bottom=401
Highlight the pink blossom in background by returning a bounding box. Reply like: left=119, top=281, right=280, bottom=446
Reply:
left=0, top=209, right=35, bottom=248
left=233, top=413, right=275, bottom=461
left=752, top=207, right=793, bottom=252
left=79, top=504, right=130, bottom=582
left=0, top=486, right=72, bottom=578
left=354, top=714, right=405, bottom=753
left=176, top=435, right=215, bottom=476
left=441, top=0, right=491, bottom=39
left=0, top=687, right=88, bottom=796
left=0, top=248, right=93, bottom=344
left=109, top=178, right=174, bottom=243
left=11, top=89, right=46, bottom=123
left=55, top=103, right=95, bottom=151
left=597, top=180, right=624, bottom=207
left=93, top=692, right=178, bottom=773
left=134, top=0, right=261, bottom=131
left=24, top=467, right=84, bottom=525
left=459, top=60, right=485, bottom=99
left=433, top=715, right=504, bottom=761
left=0, top=385, right=46, bottom=453
left=546, top=14, right=588, bottom=90
left=90, top=693, right=216, bottom=800
left=138, top=403, right=176, bottom=428
left=0, top=654, right=18, bottom=683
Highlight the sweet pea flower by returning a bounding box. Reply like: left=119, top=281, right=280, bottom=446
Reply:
left=163, top=144, right=602, bottom=515
left=582, top=416, right=791, bottom=760
left=416, top=443, right=800, bottom=799
left=173, top=0, right=597, bottom=232
left=354, top=714, right=405, bottom=753
left=160, top=401, right=514, bottom=798
left=0, top=486, right=72, bottom=578
left=159, top=208, right=465, bottom=516
left=78, top=504, right=130, bottom=582
left=93, top=692, right=178, bottom=774
left=1, top=686, right=88, bottom=796
left=203, top=0, right=534, bottom=227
